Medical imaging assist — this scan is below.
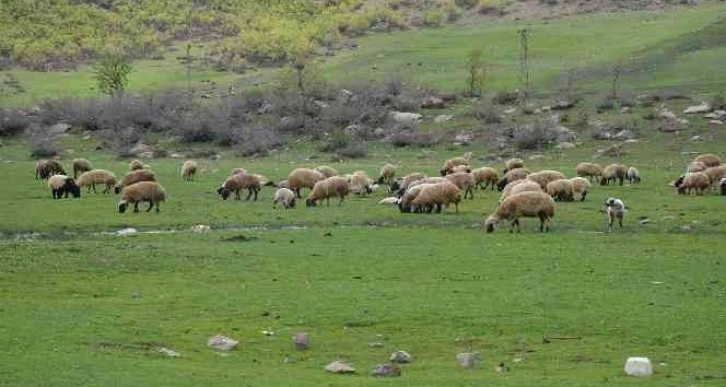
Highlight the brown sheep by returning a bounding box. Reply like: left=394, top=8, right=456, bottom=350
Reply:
left=703, top=165, right=726, bottom=186
left=77, top=169, right=117, bottom=194
left=440, top=157, right=470, bottom=176
left=575, top=162, right=603, bottom=182
left=217, top=173, right=262, bottom=201
left=693, top=153, right=721, bottom=168
left=129, top=159, right=144, bottom=171
left=501, top=180, right=542, bottom=203
left=411, top=182, right=461, bottom=213
left=181, top=160, right=198, bottom=181
left=315, top=165, right=339, bottom=178
left=398, top=183, right=436, bottom=213
left=35, top=160, right=66, bottom=180
left=496, top=168, right=531, bottom=191
left=376, top=163, right=397, bottom=185
left=288, top=168, right=326, bottom=198
left=526, top=170, right=566, bottom=189
left=444, top=172, right=475, bottom=200
left=472, top=167, right=498, bottom=190
left=600, top=164, right=627, bottom=186
left=485, top=191, right=555, bottom=233
left=114, top=170, right=156, bottom=194
left=675, top=172, right=710, bottom=195
left=118, top=181, right=166, bottom=213
left=503, top=158, right=525, bottom=173
left=546, top=179, right=574, bottom=202
left=348, top=171, right=373, bottom=197
left=570, top=177, right=592, bottom=201
left=71, top=158, right=93, bottom=179
left=306, top=176, right=350, bottom=207
left=686, top=161, right=707, bottom=173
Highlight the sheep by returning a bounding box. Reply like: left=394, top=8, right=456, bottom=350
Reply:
left=484, top=191, right=555, bottom=233
left=398, top=183, right=435, bottom=213
left=472, top=167, right=498, bottom=190
left=410, top=182, right=461, bottom=213
left=181, top=160, right=198, bottom=181
left=686, top=161, right=706, bottom=173
left=272, top=188, right=296, bottom=209
left=305, top=176, right=350, bottom=207
left=693, top=153, right=721, bottom=168
left=703, top=165, right=726, bottom=186
left=287, top=168, right=326, bottom=198
left=569, top=177, right=592, bottom=201
left=440, top=157, right=470, bottom=176
left=451, top=164, right=471, bottom=174
left=315, top=165, right=339, bottom=178
left=575, top=162, right=603, bottom=182
left=675, top=172, right=710, bottom=195
left=526, top=170, right=566, bottom=189
left=47, top=174, right=81, bottom=199
left=600, top=163, right=627, bottom=186
left=444, top=172, right=475, bottom=199
left=720, top=178, right=726, bottom=196
left=114, top=170, right=157, bottom=194
left=118, top=181, right=166, bottom=213
left=605, top=197, right=625, bottom=232
left=496, top=167, right=531, bottom=191
left=217, top=173, right=262, bottom=201
left=390, top=172, right=426, bottom=193
left=129, top=159, right=144, bottom=171
left=348, top=171, right=373, bottom=197
left=503, top=158, right=525, bottom=174
left=76, top=169, right=117, bottom=194
left=71, top=158, right=93, bottom=179
left=501, top=180, right=543, bottom=203
left=546, top=179, right=574, bottom=202
left=626, top=166, right=641, bottom=184
left=376, top=163, right=397, bottom=185
left=396, top=177, right=447, bottom=198
left=35, top=160, right=66, bottom=180
left=276, top=179, right=291, bottom=189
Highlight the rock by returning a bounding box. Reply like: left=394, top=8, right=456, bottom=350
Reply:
left=191, top=224, right=211, bottom=233
left=624, top=357, right=653, bottom=377
left=555, top=142, right=576, bottom=150
left=710, top=120, right=724, bottom=125
left=597, top=144, right=625, bottom=157
left=659, top=108, right=677, bottom=120
left=373, top=127, right=386, bottom=138
left=129, top=142, right=154, bottom=158
left=371, top=364, right=401, bottom=377
left=555, top=125, right=576, bottom=142
left=390, top=111, right=422, bottom=125
left=454, top=133, right=472, bottom=145
left=325, top=361, right=355, bottom=374
left=158, top=347, right=181, bottom=357
left=690, top=135, right=702, bottom=142
left=551, top=99, right=575, bottom=110
left=613, top=130, right=636, bottom=140
left=528, top=154, right=546, bottom=160
left=421, top=95, right=445, bottom=109
left=207, top=335, right=238, bottom=351
left=456, top=352, right=482, bottom=369
left=434, top=114, right=453, bottom=123
left=293, top=332, right=310, bottom=350
left=169, top=153, right=185, bottom=159
left=389, top=350, right=412, bottom=363
left=659, top=118, right=684, bottom=133
left=624, top=139, right=640, bottom=143
left=116, top=227, right=138, bottom=236
left=368, top=342, right=385, bottom=348
left=503, top=108, right=517, bottom=115
left=313, top=100, right=329, bottom=109
left=683, top=102, right=711, bottom=114
left=592, top=131, right=613, bottom=140
left=620, top=107, right=631, bottom=114
left=704, top=110, right=725, bottom=120
left=48, top=123, right=71, bottom=134
left=639, top=218, right=652, bottom=225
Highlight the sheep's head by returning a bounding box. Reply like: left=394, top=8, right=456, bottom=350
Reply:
left=65, top=179, right=81, bottom=198
left=376, top=175, right=385, bottom=184
left=439, top=168, right=448, bottom=177
left=288, top=198, right=296, bottom=208
left=217, top=186, right=231, bottom=200
left=484, top=216, right=498, bottom=233
left=118, top=201, right=128, bottom=213
left=114, top=186, right=122, bottom=195
left=496, top=178, right=508, bottom=191
left=673, top=175, right=685, bottom=188
left=364, top=185, right=373, bottom=194
left=305, top=198, right=317, bottom=207
left=389, top=180, right=401, bottom=193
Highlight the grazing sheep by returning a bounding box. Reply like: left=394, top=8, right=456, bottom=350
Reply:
left=569, top=177, right=592, bottom=201
left=391, top=172, right=426, bottom=194
left=501, top=180, right=542, bottom=203
left=217, top=173, right=262, bottom=201
left=600, top=163, right=627, bottom=186
left=397, top=177, right=447, bottom=197
left=315, top=165, right=339, bottom=178
left=77, top=169, right=117, bottom=194
left=720, top=178, right=726, bottom=196
left=440, top=157, right=470, bottom=176
left=605, top=197, right=625, bottom=232
left=472, top=167, right=498, bottom=190
left=376, top=163, right=397, bottom=185
left=129, top=159, right=144, bottom=171
left=546, top=179, right=574, bottom=202
left=703, top=165, right=726, bottom=186
left=445, top=172, right=475, bottom=199
left=451, top=164, right=471, bottom=174
left=287, top=168, right=326, bottom=198
left=526, top=170, right=566, bottom=189
left=675, top=172, right=710, bottom=195
left=118, top=181, right=166, bottom=213
left=485, top=191, right=555, bottom=233
left=686, top=161, right=707, bottom=173
left=348, top=171, right=373, bottom=197
left=575, top=162, right=603, bottom=182
left=496, top=167, right=531, bottom=191
left=306, top=176, right=350, bottom=207
left=503, top=158, right=525, bottom=174
left=114, top=170, right=156, bottom=194
left=693, top=153, right=721, bottom=168
left=398, top=183, right=435, bottom=213
left=181, top=160, right=198, bottom=181
left=411, top=182, right=461, bottom=213
left=626, top=166, right=641, bottom=184
left=273, top=188, right=296, bottom=209
left=71, top=158, right=93, bottom=179
left=35, top=160, right=66, bottom=180
left=47, top=174, right=81, bottom=199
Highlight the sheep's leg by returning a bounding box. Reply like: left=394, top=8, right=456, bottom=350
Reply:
left=155, top=201, right=160, bottom=212
left=580, top=190, right=587, bottom=201
left=618, top=214, right=623, bottom=228
left=454, top=202, right=459, bottom=213
left=146, top=200, right=154, bottom=212
left=133, top=202, right=140, bottom=213
left=234, top=189, right=241, bottom=200
left=252, top=188, right=259, bottom=201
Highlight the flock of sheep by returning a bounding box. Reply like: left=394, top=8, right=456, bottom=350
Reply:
left=34, top=151, right=725, bottom=232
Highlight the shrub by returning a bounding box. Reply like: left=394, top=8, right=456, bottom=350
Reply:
left=317, top=129, right=351, bottom=153
left=335, top=143, right=368, bottom=159
left=235, top=126, right=285, bottom=157
left=455, top=0, right=480, bottom=9
left=710, top=93, right=725, bottom=110
left=99, top=126, right=142, bottom=157
left=471, top=102, right=502, bottom=124
left=512, top=120, right=558, bottom=150
left=422, top=10, right=445, bottom=27
left=0, top=109, right=30, bottom=137
left=492, top=90, right=518, bottom=105
left=388, top=127, right=440, bottom=148
left=26, top=124, right=63, bottom=157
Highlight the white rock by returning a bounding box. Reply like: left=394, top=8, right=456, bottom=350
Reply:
left=555, top=142, right=576, bottom=150
left=683, top=103, right=711, bottom=114
left=207, top=335, right=238, bottom=351
left=624, top=357, right=653, bottom=377
left=325, top=361, right=355, bottom=374
left=390, top=111, right=422, bottom=125
left=503, top=108, right=517, bottom=114
left=191, top=224, right=211, bottom=233
left=116, top=227, right=138, bottom=236
left=158, top=347, right=181, bottom=357
left=389, top=350, right=412, bottom=363
left=456, top=352, right=481, bottom=368
left=710, top=120, right=723, bottom=125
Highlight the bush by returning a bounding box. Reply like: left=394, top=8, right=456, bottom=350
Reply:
left=99, top=126, right=142, bottom=157
left=0, top=109, right=30, bottom=137
left=335, top=143, right=368, bottom=159
left=455, top=0, right=480, bottom=9
left=710, top=93, right=725, bottom=110
left=492, top=90, right=518, bottom=105
left=26, top=124, right=63, bottom=157
left=317, top=129, right=351, bottom=153
left=422, top=10, right=444, bottom=27
left=471, top=102, right=502, bottom=124
left=388, top=128, right=440, bottom=148
left=235, top=126, right=285, bottom=157
left=512, top=120, right=558, bottom=150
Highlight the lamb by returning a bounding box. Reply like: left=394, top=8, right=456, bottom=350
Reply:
left=545, top=179, right=574, bottom=202
left=626, top=166, right=641, bottom=184
left=305, top=176, right=350, bottom=207
left=76, top=169, right=117, bottom=194
left=693, top=153, right=721, bottom=168
left=496, top=167, right=531, bottom=191
left=440, top=157, right=470, bottom=176
left=181, top=160, right=198, bottom=181
left=114, top=170, right=156, bottom=194
left=703, top=165, right=726, bottom=186
left=503, top=158, right=525, bottom=174
left=600, top=163, right=627, bottom=186
left=444, top=172, right=475, bottom=199
left=605, top=197, right=625, bottom=232
left=410, top=182, right=461, bottom=213
left=575, top=162, right=603, bottom=182
left=47, top=174, right=81, bottom=199
left=129, top=159, right=144, bottom=171
left=272, top=188, right=296, bottom=209
left=686, top=161, right=706, bottom=173
left=35, top=160, right=66, bottom=180
left=398, top=183, right=435, bottom=213
left=287, top=168, right=326, bottom=198
left=500, top=180, right=542, bottom=203
left=348, top=171, right=373, bottom=197
left=376, top=163, right=397, bottom=185
left=569, top=177, right=592, bottom=201
left=484, top=191, right=555, bottom=233
left=315, top=165, right=339, bottom=178
left=71, top=158, right=93, bottom=179
left=217, top=173, right=262, bottom=201
left=675, top=172, right=710, bottom=195
left=526, top=170, right=566, bottom=189
left=118, top=181, right=166, bottom=213
left=472, top=167, right=498, bottom=190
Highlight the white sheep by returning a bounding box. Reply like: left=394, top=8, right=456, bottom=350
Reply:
left=569, top=177, right=592, bottom=201
left=181, top=160, right=198, bottom=181
left=47, top=174, right=81, bottom=199
left=77, top=169, right=117, bottom=194
left=376, top=163, right=397, bottom=185
left=118, top=181, right=166, bottom=213
left=272, top=188, right=296, bottom=209
left=410, top=182, right=461, bottom=213
left=605, top=197, right=626, bottom=232
left=306, top=176, right=350, bottom=207
left=485, top=191, right=555, bottom=233
left=626, top=166, right=641, bottom=184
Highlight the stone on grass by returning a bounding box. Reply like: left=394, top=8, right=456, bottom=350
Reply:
left=158, top=347, right=181, bottom=357
left=207, top=335, right=238, bottom=351
left=371, top=363, right=401, bottom=377
left=325, top=361, right=355, bottom=374
left=116, top=227, right=138, bottom=236
left=191, top=224, right=211, bottom=233
left=434, top=114, right=454, bottom=123
left=368, top=342, right=385, bottom=348
left=683, top=103, right=711, bottom=114
left=456, top=352, right=482, bottom=368
left=389, top=350, right=412, bottom=363
left=293, top=332, right=310, bottom=350
left=624, top=357, right=653, bottom=377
